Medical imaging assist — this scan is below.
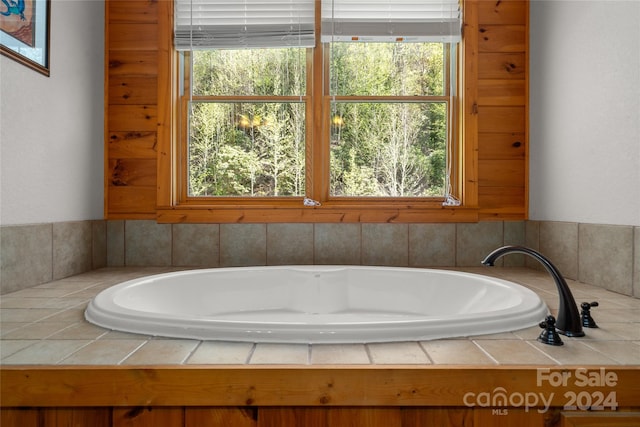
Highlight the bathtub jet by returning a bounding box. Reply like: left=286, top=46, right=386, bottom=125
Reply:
left=85, top=266, right=549, bottom=344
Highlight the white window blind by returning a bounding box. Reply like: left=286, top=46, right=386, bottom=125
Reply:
left=174, top=0, right=315, bottom=50
left=321, top=0, right=461, bottom=43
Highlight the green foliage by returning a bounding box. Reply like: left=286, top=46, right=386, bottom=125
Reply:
left=192, top=49, right=306, bottom=96
left=330, top=43, right=444, bottom=96
left=189, top=102, right=305, bottom=197
left=187, top=43, right=449, bottom=198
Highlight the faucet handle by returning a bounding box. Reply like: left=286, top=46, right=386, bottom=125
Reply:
left=537, top=315, right=564, bottom=346
left=580, top=301, right=599, bottom=328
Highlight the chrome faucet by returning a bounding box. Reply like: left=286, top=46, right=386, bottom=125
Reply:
left=481, top=245, right=585, bottom=337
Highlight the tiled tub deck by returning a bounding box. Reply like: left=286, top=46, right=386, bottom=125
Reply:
left=1, top=267, right=639, bottom=366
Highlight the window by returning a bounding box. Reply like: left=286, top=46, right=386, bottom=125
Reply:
left=184, top=48, right=308, bottom=197
left=171, top=0, right=463, bottom=221
left=327, top=42, right=451, bottom=197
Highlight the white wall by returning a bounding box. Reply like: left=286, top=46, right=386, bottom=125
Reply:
left=529, top=0, right=640, bottom=226
left=0, top=0, right=104, bottom=226
left=2, top=1, right=638, bottom=227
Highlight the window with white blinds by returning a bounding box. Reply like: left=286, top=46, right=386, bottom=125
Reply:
left=175, top=0, right=462, bottom=50
left=174, top=0, right=316, bottom=50
left=321, top=0, right=461, bottom=43
left=176, top=0, right=462, bottom=203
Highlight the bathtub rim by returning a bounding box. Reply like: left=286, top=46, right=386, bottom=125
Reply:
left=85, top=265, right=550, bottom=344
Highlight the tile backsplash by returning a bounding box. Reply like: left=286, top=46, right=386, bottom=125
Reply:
left=525, top=221, right=638, bottom=297
left=1, top=220, right=638, bottom=298
left=1, top=221, right=106, bottom=294
left=103, top=220, right=527, bottom=269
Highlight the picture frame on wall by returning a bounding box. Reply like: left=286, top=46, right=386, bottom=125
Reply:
left=0, top=0, right=50, bottom=76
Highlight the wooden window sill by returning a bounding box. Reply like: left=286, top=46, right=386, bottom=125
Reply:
left=155, top=205, right=479, bottom=223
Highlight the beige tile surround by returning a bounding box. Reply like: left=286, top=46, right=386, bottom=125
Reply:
left=1, top=267, right=639, bottom=366
left=1, top=221, right=106, bottom=294
left=2, top=220, right=638, bottom=299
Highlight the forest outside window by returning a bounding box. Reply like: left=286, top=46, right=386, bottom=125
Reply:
left=173, top=0, right=462, bottom=214
left=327, top=42, right=450, bottom=197
left=185, top=48, right=308, bottom=197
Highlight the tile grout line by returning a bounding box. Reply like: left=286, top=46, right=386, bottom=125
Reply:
left=179, top=340, right=202, bottom=365
left=55, top=339, right=95, bottom=365
left=469, top=340, right=500, bottom=366
left=118, top=340, right=151, bottom=366
left=363, top=343, right=373, bottom=364
left=523, top=340, right=562, bottom=365
left=245, top=343, right=257, bottom=364
left=417, top=341, right=435, bottom=365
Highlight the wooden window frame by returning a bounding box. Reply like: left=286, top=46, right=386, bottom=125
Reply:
left=156, top=0, right=479, bottom=224
left=179, top=48, right=313, bottom=204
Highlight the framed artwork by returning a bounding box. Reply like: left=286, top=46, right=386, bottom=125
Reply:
left=0, top=0, right=50, bottom=76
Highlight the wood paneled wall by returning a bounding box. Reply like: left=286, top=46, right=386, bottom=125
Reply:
left=106, top=0, right=159, bottom=217
left=1, top=406, right=554, bottom=427
left=104, top=0, right=529, bottom=221
left=476, top=0, right=528, bottom=219
left=3, top=367, right=639, bottom=426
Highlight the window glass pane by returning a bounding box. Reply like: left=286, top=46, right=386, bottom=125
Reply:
left=330, top=102, right=446, bottom=197
left=189, top=102, right=306, bottom=197
left=192, top=48, right=307, bottom=96
left=329, top=42, right=444, bottom=96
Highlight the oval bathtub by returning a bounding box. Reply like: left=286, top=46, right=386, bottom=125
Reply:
left=85, top=266, right=548, bottom=343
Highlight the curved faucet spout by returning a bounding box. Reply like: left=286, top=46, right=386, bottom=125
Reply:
left=482, top=245, right=584, bottom=337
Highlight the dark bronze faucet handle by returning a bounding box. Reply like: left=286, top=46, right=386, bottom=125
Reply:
left=538, top=315, right=564, bottom=346
left=580, top=301, right=599, bottom=328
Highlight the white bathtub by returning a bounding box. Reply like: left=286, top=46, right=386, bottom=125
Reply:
left=85, top=266, right=548, bottom=343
